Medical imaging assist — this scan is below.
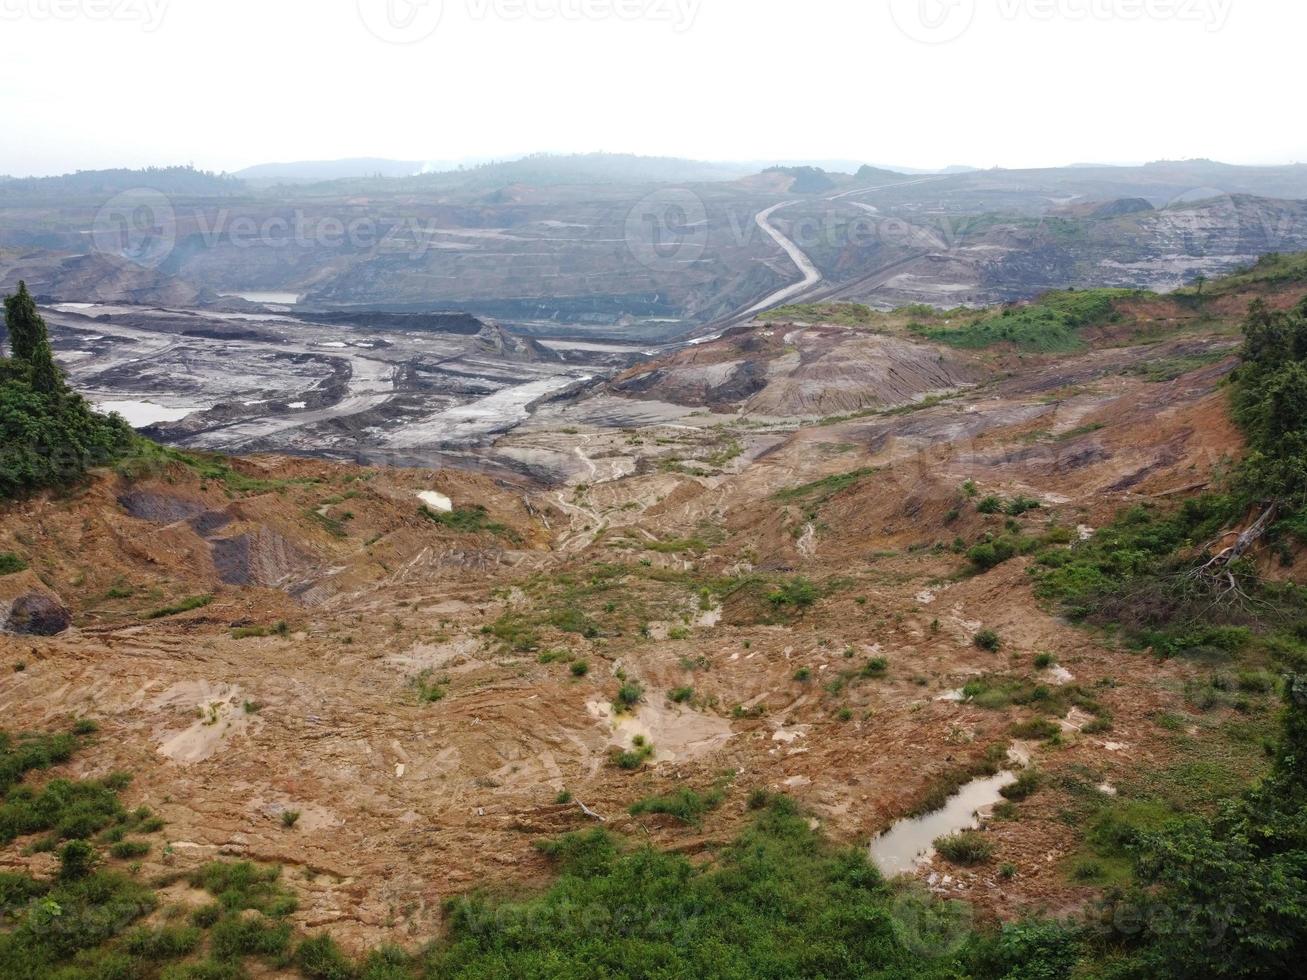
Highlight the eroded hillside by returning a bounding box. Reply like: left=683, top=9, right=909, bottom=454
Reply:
left=4, top=258, right=1307, bottom=973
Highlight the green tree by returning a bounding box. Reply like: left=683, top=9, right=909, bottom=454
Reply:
left=1, top=284, right=134, bottom=497
left=28, top=334, right=61, bottom=396
left=2, top=281, right=43, bottom=362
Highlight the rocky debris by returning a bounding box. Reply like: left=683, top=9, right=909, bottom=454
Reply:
left=0, top=571, right=71, bottom=636
left=473, top=322, right=560, bottom=363
left=612, top=324, right=981, bottom=416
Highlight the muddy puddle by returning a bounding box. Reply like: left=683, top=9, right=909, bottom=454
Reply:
left=98, top=399, right=203, bottom=427
left=869, top=769, right=1018, bottom=877
left=220, top=291, right=301, bottom=304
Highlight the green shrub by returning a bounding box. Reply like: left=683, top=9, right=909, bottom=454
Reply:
left=0, top=775, right=127, bottom=844
left=1011, top=718, right=1061, bottom=741
left=767, top=577, right=819, bottom=609
left=125, top=924, right=202, bottom=959
left=570, top=660, right=589, bottom=677
left=420, top=504, right=515, bottom=540
left=296, top=933, right=356, bottom=979
left=668, top=686, right=694, bottom=703
left=629, top=785, right=724, bottom=825
left=57, top=839, right=98, bottom=880
left=1005, top=496, right=1042, bottom=517
left=188, top=862, right=297, bottom=918
left=412, top=670, right=447, bottom=703
left=211, top=913, right=291, bottom=960
left=0, top=552, right=26, bottom=575
left=999, top=770, right=1042, bottom=802
left=144, top=594, right=213, bottom=620
left=860, top=656, right=889, bottom=678
left=935, top=830, right=994, bottom=865
left=615, top=681, right=644, bottom=710
left=917, top=288, right=1134, bottom=352
left=109, top=839, right=150, bottom=859
left=973, top=629, right=1002, bottom=652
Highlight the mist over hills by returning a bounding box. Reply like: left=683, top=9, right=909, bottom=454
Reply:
left=4, top=152, right=1307, bottom=335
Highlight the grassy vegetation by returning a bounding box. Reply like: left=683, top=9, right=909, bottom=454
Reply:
left=231, top=620, right=291, bottom=640
left=774, top=467, right=879, bottom=505
left=0, top=552, right=26, bottom=575
left=628, top=783, right=726, bottom=825
left=114, top=440, right=316, bottom=497
left=411, top=670, right=448, bottom=704
left=1179, top=250, right=1307, bottom=296
left=914, top=288, right=1140, bottom=352
left=767, top=576, right=820, bottom=610
left=142, top=594, right=214, bottom=620
left=1125, top=346, right=1233, bottom=382
left=420, top=503, right=517, bottom=541
left=934, top=831, right=993, bottom=865
left=766, top=302, right=879, bottom=326
left=423, top=795, right=1064, bottom=978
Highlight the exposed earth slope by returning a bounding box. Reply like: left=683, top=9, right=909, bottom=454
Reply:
left=4, top=257, right=1307, bottom=972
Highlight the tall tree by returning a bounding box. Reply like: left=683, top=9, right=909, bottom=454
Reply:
left=28, top=334, right=61, bottom=396
left=3, top=281, right=45, bottom=362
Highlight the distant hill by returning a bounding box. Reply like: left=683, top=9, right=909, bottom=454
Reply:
left=392, top=153, right=757, bottom=190
left=764, top=166, right=844, bottom=194
left=0, top=165, right=243, bottom=199
left=234, top=158, right=427, bottom=184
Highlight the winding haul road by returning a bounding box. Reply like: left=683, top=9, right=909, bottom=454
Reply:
left=740, top=201, right=824, bottom=316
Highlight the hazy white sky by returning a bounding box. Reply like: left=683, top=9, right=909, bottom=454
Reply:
left=1, top=0, right=1302, bottom=177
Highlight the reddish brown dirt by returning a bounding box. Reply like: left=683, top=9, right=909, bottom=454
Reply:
left=2, top=283, right=1301, bottom=954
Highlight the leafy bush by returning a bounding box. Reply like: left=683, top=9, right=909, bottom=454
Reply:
left=999, top=769, right=1043, bottom=802
left=629, top=785, right=725, bottom=825
left=0, top=552, right=26, bottom=575
left=427, top=796, right=1020, bottom=977
left=974, top=629, right=1002, bottom=652
left=967, top=535, right=1034, bottom=571
left=861, top=656, right=889, bottom=678
left=296, top=933, right=355, bottom=979
left=125, top=924, right=203, bottom=959
left=109, top=838, right=150, bottom=859
left=1005, top=496, right=1043, bottom=517
left=767, top=576, right=820, bottom=609
left=615, top=681, right=644, bottom=710
left=1011, top=718, right=1062, bottom=741
left=935, top=830, right=994, bottom=865
left=916, top=288, right=1135, bottom=352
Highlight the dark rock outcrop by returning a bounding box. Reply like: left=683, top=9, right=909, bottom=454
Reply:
left=1, top=572, right=72, bottom=636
